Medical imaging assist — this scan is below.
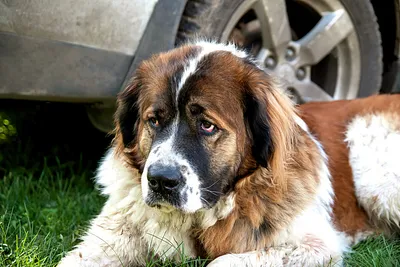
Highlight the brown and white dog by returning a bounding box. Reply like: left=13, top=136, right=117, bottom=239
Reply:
left=58, top=41, right=400, bottom=267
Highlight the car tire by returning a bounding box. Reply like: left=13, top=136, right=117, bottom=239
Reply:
left=339, top=0, right=382, bottom=98
left=176, top=0, right=383, bottom=100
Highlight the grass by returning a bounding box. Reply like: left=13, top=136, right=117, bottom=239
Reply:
left=0, top=162, right=104, bottom=266
left=0, top=102, right=108, bottom=267
left=0, top=101, right=399, bottom=266
left=345, top=236, right=400, bottom=267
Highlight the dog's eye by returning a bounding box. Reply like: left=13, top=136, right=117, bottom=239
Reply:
left=149, top=117, right=159, bottom=128
left=200, top=120, right=217, bottom=135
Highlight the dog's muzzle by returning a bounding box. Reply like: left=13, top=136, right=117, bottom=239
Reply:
left=147, top=164, right=182, bottom=197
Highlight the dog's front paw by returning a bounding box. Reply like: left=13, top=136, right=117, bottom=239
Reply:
left=57, top=250, right=118, bottom=267
left=57, top=252, right=83, bottom=267
left=207, top=254, right=244, bottom=267
left=207, top=247, right=298, bottom=267
left=207, top=249, right=287, bottom=267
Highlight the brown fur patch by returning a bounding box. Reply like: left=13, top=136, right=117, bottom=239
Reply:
left=298, top=94, right=400, bottom=236
left=197, top=127, right=322, bottom=257
left=194, top=66, right=322, bottom=257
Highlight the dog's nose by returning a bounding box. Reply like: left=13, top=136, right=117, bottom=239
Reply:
left=147, top=165, right=181, bottom=193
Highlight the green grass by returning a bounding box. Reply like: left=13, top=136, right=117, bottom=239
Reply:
left=0, top=161, right=104, bottom=266
left=345, top=236, right=400, bottom=267
left=0, top=102, right=108, bottom=267
left=0, top=101, right=399, bottom=266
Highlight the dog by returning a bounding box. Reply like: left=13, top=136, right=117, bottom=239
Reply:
left=58, top=41, right=400, bottom=266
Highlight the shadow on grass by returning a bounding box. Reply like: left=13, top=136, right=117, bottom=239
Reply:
left=0, top=101, right=109, bottom=266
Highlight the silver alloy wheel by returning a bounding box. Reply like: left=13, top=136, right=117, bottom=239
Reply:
left=220, top=0, right=361, bottom=103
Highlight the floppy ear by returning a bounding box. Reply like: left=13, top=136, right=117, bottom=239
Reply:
left=112, top=76, right=145, bottom=170
left=245, top=72, right=296, bottom=191
left=114, top=77, right=141, bottom=147
left=245, top=92, right=273, bottom=168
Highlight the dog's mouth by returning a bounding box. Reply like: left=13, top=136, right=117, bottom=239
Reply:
left=144, top=190, right=217, bottom=214
left=144, top=193, right=184, bottom=212
left=147, top=201, right=176, bottom=213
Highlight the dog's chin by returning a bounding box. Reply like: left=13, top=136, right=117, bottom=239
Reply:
left=147, top=202, right=177, bottom=213
left=144, top=196, right=211, bottom=214
left=144, top=197, right=187, bottom=214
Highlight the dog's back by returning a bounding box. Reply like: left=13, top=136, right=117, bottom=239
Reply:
left=299, top=94, right=400, bottom=237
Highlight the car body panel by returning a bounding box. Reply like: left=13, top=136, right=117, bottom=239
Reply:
left=0, top=0, right=187, bottom=104
left=0, top=33, right=131, bottom=102
left=0, top=0, right=157, bottom=55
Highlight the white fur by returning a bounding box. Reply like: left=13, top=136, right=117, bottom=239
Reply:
left=346, top=113, right=400, bottom=229
left=58, top=148, right=234, bottom=266
left=208, top=249, right=290, bottom=267
left=177, top=40, right=248, bottom=95
left=294, top=114, right=309, bottom=132
left=197, top=192, right=236, bottom=229
left=345, top=230, right=375, bottom=246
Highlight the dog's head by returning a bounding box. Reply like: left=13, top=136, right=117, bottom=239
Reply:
left=114, top=41, right=296, bottom=213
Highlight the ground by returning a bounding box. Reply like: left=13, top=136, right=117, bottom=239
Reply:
left=0, top=102, right=399, bottom=267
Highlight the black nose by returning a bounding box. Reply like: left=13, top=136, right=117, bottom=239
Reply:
left=147, top=165, right=181, bottom=193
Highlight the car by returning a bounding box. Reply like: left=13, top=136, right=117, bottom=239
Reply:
left=1, top=0, right=399, bottom=132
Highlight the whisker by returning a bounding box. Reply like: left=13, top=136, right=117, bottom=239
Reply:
left=200, top=196, right=212, bottom=207
left=201, top=188, right=221, bottom=196
left=202, top=180, right=219, bottom=190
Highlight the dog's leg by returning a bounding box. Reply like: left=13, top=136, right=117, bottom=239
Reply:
left=207, top=234, right=345, bottom=267
left=207, top=248, right=289, bottom=267
left=58, top=211, right=146, bottom=267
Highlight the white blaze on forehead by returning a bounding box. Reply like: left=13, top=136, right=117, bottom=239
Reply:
left=177, top=41, right=249, bottom=100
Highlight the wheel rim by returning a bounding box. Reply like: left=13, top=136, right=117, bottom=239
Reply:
left=220, top=0, right=361, bottom=103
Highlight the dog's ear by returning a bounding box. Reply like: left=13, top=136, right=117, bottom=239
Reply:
left=112, top=75, right=145, bottom=170
left=114, top=77, right=141, bottom=148
left=244, top=91, right=273, bottom=168
left=245, top=71, right=296, bottom=191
